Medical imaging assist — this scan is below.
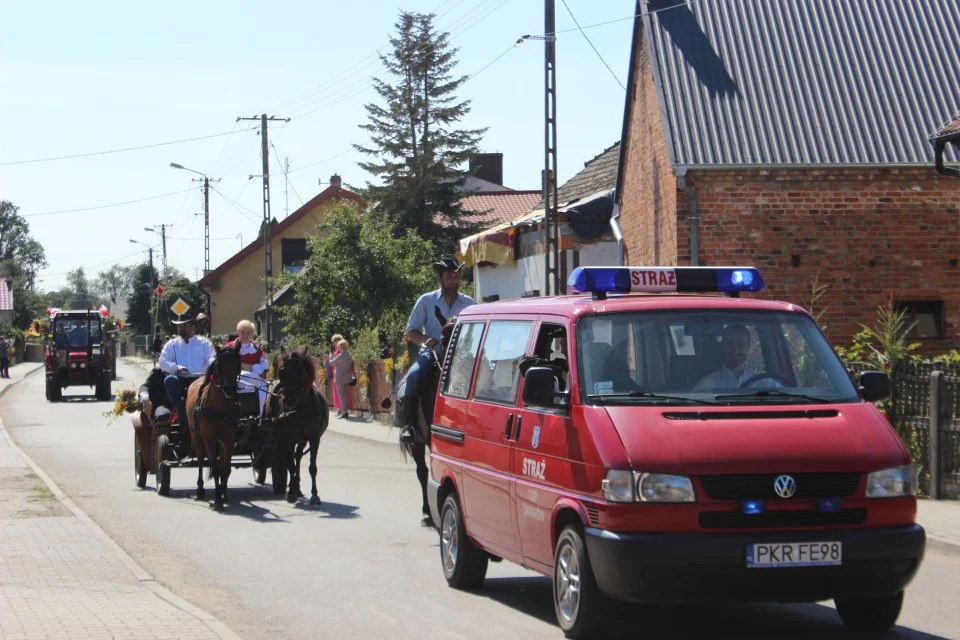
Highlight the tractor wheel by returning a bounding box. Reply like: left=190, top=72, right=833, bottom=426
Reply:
left=46, top=378, right=62, bottom=402
left=134, top=433, right=147, bottom=489
left=95, top=373, right=111, bottom=401
left=155, top=435, right=171, bottom=497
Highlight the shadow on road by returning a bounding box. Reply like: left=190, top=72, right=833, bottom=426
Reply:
left=59, top=395, right=111, bottom=403
left=480, top=576, right=947, bottom=639
left=311, top=500, right=359, bottom=519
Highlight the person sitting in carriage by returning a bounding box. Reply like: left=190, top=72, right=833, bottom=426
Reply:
left=133, top=366, right=176, bottom=467
left=224, top=319, right=269, bottom=428
left=159, top=314, right=216, bottom=430
left=398, top=256, right=475, bottom=444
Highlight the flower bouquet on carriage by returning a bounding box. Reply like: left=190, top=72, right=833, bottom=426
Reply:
left=102, top=389, right=142, bottom=420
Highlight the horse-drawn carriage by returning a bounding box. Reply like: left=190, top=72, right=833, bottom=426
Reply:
left=132, top=346, right=328, bottom=511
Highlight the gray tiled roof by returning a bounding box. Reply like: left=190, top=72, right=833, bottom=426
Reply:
left=645, top=0, right=960, bottom=166
left=537, top=142, right=620, bottom=209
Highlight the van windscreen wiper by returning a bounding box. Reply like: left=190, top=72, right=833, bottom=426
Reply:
left=714, top=389, right=831, bottom=403
left=593, top=391, right=720, bottom=405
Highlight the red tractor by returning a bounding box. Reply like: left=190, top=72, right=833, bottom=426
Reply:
left=45, top=310, right=112, bottom=402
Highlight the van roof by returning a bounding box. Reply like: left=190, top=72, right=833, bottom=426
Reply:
left=459, top=294, right=808, bottom=321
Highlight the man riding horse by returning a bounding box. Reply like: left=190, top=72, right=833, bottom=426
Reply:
left=394, top=257, right=474, bottom=528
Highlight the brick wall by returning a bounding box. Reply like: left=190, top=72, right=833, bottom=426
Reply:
left=618, top=24, right=678, bottom=266
left=685, top=168, right=960, bottom=349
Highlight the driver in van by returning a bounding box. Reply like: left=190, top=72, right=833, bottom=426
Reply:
left=693, top=323, right=781, bottom=390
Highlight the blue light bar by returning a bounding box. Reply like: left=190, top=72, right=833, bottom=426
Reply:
left=567, top=266, right=765, bottom=296
left=742, top=499, right=766, bottom=515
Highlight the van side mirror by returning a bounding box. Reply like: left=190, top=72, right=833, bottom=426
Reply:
left=859, top=370, right=890, bottom=403
left=522, top=366, right=569, bottom=410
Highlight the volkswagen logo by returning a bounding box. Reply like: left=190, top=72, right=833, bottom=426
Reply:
left=774, top=475, right=797, bottom=498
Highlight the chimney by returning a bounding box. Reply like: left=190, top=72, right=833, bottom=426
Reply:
left=469, top=153, right=503, bottom=186
left=330, top=174, right=342, bottom=189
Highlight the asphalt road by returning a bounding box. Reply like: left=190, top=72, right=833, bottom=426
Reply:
left=3, top=361, right=959, bottom=640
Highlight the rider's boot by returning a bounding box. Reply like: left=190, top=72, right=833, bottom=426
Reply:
left=397, top=396, right=418, bottom=444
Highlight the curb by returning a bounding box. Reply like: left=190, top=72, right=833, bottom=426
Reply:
left=0, top=374, right=244, bottom=640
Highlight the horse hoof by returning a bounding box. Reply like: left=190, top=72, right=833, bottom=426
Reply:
left=310, top=496, right=321, bottom=506
left=214, top=501, right=224, bottom=512
left=286, top=492, right=298, bottom=503
left=196, top=489, right=206, bottom=500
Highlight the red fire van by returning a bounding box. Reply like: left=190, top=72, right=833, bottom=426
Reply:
left=427, top=266, right=924, bottom=639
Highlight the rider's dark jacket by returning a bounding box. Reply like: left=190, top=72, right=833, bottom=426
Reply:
left=139, top=368, right=173, bottom=420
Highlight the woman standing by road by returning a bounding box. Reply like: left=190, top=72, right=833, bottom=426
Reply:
left=328, top=338, right=354, bottom=419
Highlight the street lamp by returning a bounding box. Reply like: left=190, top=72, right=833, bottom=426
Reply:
left=170, top=161, right=214, bottom=276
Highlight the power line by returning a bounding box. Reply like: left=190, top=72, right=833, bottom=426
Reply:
left=0, top=127, right=258, bottom=167
left=21, top=188, right=195, bottom=218
left=560, top=0, right=626, bottom=90
left=285, top=149, right=352, bottom=175
left=210, top=185, right=260, bottom=224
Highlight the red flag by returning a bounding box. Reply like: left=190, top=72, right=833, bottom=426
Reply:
left=117, top=320, right=124, bottom=330
left=98, top=304, right=109, bottom=318
left=155, top=284, right=165, bottom=296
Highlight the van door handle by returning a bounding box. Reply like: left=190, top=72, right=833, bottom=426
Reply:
left=505, top=414, right=514, bottom=440
left=514, top=415, right=522, bottom=442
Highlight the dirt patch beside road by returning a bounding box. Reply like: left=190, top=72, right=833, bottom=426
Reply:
left=0, top=468, right=70, bottom=518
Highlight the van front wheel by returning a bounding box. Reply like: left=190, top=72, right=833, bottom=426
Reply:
left=440, top=494, right=488, bottom=590
left=835, top=591, right=903, bottom=632
left=554, top=526, right=608, bottom=639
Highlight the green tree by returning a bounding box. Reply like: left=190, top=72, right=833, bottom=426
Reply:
left=354, top=11, right=486, bottom=252
left=126, top=263, right=160, bottom=336
left=281, top=202, right=435, bottom=348
left=94, top=265, right=135, bottom=305
left=156, top=276, right=205, bottom=326
left=0, top=200, right=48, bottom=327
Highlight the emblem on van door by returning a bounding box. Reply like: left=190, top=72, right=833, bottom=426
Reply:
left=532, top=426, right=541, bottom=449
left=774, top=475, right=797, bottom=498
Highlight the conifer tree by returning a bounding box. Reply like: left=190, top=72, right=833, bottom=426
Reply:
left=354, top=11, right=486, bottom=252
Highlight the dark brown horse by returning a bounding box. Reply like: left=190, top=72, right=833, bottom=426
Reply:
left=267, top=347, right=329, bottom=505
left=186, top=345, right=241, bottom=511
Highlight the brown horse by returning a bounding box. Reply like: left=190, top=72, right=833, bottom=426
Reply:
left=267, top=347, right=329, bottom=505
left=185, top=345, right=241, bottom=511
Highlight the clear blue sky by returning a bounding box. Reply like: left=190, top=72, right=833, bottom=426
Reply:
left=1, top=0, right=635, bottom=294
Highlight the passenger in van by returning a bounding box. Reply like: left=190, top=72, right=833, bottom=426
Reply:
left=693, top=323, right=781, bottom=390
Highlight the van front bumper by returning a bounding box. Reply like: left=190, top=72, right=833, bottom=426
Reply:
left=584, top=524, right=925, bottom=604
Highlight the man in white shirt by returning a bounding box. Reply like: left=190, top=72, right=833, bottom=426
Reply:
left=159, top=315, right=216, bottom=424
left=694, top=323, right=781, bottom=391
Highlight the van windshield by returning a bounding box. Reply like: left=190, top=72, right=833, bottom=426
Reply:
left=577, top=310, right=859, bottom=405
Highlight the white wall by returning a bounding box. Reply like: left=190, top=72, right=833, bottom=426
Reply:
left=474, top=240, right=619, bottom=302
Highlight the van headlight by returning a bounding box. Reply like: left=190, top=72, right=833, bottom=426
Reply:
left=866, top=465, right=917, bottom=498
left=602, top=470, right=635, bottom=502
left=602, top=470, right=696, bottom=503
left=637, top=473, right=696, bottom=503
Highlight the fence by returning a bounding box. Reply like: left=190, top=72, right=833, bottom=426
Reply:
left=849, top=361, right=960, bottom=499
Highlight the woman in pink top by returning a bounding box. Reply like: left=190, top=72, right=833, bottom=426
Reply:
left=328, top=338, right=354, bottom=419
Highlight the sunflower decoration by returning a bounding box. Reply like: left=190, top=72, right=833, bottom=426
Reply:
left=102, top=389, right=142, bottom=419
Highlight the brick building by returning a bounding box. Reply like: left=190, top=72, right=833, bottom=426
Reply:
left=616, top=0, right=960, bottom=350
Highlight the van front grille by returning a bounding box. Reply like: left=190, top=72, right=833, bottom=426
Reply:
left=699, top=473, right=860, bottom=500
left=699, top=508, right=866, bottom=529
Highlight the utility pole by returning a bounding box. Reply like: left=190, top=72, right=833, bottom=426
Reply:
left=237, top=113, right=290, bottom=346
left=284, top=156, right=290, bottom=219
left=543, top=0, right=561, bottom=296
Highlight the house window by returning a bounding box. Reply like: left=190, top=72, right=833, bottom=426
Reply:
left=895, top=300, right=945, bottom=339
left=281, top=238, right=309, bottom=273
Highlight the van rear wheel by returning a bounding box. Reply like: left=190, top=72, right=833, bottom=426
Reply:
left=554, top=525, right=608, bottom=639
left=835, top=591, right=903, bottom=632
left=440, top=494, right=488, bottom=589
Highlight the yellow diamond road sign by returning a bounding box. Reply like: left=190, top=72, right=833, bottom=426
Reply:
left=170, top=297, right=190, bottom=317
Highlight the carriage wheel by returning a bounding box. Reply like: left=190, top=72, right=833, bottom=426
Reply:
left=134, top=433, right=147, bottom=489
left=46, top=378, right=61, bottom=402
left=271, top=465, right=287, bottom=495
left=155, top=435, right=171, bottom=496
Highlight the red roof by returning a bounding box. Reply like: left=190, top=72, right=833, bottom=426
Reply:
left=199, top=185, right=363, bottom=287
left=933, top=111, right=960, bottom=141
left=460, top=190, right=541, bottom=227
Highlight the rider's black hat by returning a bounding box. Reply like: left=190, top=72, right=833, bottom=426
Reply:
left=171, top=314, right=195, bottom=326
left=432, top=256, right=464, bottom=275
